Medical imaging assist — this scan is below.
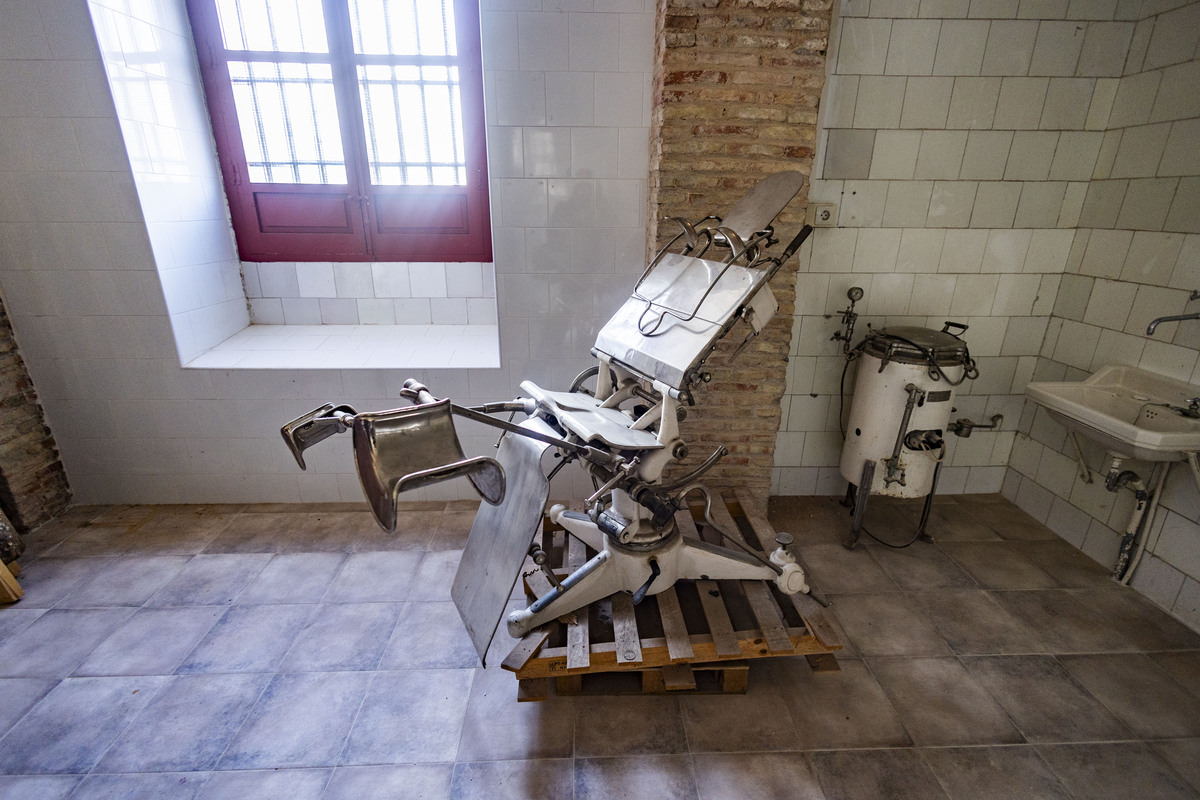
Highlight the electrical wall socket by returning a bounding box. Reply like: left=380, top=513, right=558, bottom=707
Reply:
left=808, top=203, right=837, bottom=227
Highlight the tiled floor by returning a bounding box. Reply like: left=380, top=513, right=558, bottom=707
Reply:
left=1, top=494, right=1199, bottom=799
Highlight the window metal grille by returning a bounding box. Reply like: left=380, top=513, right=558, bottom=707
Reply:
left=229, top=61, right=347, bottom=184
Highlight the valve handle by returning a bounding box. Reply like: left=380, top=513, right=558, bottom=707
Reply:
left=631, top=559, right=662, bottom=605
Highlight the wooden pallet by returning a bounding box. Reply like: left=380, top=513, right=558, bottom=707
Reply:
left=502, top=489, right=842, bottom=700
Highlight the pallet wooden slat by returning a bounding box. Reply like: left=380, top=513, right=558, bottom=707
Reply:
left=742, top=580, right=794, bottom=654
left=501, top=624, right=554, bottom=672
left=695, top=579, right=743, bottom=657
left=565, top=534, right=591, bottom=670
left=656, top=586, right=694, bottom=661
left=610, top=592, right=642, bottom=664
left=661, top=663, right=696, bottom=691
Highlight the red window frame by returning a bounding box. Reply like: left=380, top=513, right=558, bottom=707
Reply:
left=186, top=0, right=492, bottom=263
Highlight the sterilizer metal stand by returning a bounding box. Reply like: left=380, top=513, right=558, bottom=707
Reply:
left=841, top=459, right=941, bottom=550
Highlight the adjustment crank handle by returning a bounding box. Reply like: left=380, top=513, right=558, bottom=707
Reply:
left=631, top=559, right=661, bottom=605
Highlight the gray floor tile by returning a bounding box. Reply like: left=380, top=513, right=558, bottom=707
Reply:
left=1019, top=539, right=1114, bottom=587
left=828, top=593, right=954, bottom=657
left=0, top=775, right=80, bottom=800
left=1037, top=742, right=1196, bottom=800
left=768, top=495, right=853, bottom=547
left=456, top=666, right=574, bottom=761
left=70, top=772, right=209, bottom=799
left=811, top=749, right=949, bottom=800
left=73, top=607, right=225, bottom=676
left=0, top=608, right=46, bottom=645
left=867, top=656, right=1023, bottom=746
left=1150, top=739, right=1200, bottom=793
left=768, top=657, right=911, bottom=749
left=322, top=551, right=424, bottom=603
left=378, top=601, right=481, bottom=670
left=1150, top=650, right=1200, bottom=698
left=324, top=765, right=451, bottom=800
left=58, top=555, right=191, bottom=607
left=921, top=746, right=1072, bottom=800
left=96, top=673, right=269, bottom=773
left=196, top=769, right=329, bottom=800
left=795, top=544, right=900, bottom=594
left=218, top=672, right=371, bottom=769
left=575, top=755, right=698, bottom=800
left=1059, top=653, right=1200, bottom=739
left=690, top=752, right=825, bottom=800
left=978, top=504, right=1059, bottom=541
left=279, top=602, right=400, bottom=672
left=911, top=590, right=1044, bottom=655
left=234, top=553, right=347, bottom=605
left=12, top=557, right=111, bottom=608
left=146, top=554, right=273, bottom=607
left=0, top=676, right=165, bottom=774
left=939, top=542, right=1058, bottom=589
left=962, top=655, right=1131, bottom=743
left=865, top=543, right=978, bottom=591
left=407, top=549, right=462, bottom=601
left=680, top=682, right=802, bottom=754
left=1071, top=587, right=1200, bottom=650
left=0, top=608, right=135, bottom=677
left=42, top=524, right=137, bottom=558
left=989, top=589, right=1139, bottom=653
left=343, top=669, right=473, bottom=764
left=177, top=604, right=313, bottom=674
left=920, top=503, right=1004, bottom=542
left=575, top=695, right=687, bottom=757
left=451, top=759, right=572, bottom=800
left=0, top=678, right=58, bottom=738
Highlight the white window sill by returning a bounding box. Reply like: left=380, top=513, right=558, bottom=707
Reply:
left=182, top=324, right=500, bottom=370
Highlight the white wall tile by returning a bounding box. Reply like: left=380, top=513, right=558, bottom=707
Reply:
left=546, top=72, right=595, bottom=126
left=518, top=12, right=569, bottom=70
left=961, top=131, right=1013, bottom=180
left=297, top=262, right=337, bottom=298
left=1108, top=70, right=1160, bottom=128
left=951, top=273, right=1001, bottom=315
left=1005, top=132, right=1058, bottom=180
left=927, top=181, right=978, bottom=227
left=569, top=13, right=619, bottom=71
left=1080, top=229, right=1134, bottom=278
left=853, top=76, right=906, bottom=128
left=934, top=20, right=990, bottom=75
left=1120, top=231, right=1184, bottom=286
left=981, top=20, right=1039, bottom=75
left=1040, top=77, right=1094, bottom=129
left=1077, top=22, right=1134, bottom=77
left=1150, top=61, right=1200, bottom=124
left=994, top=77, right=1049, bottom=128
left=946, top=76, right=1001, bottom=127
left=916, top=131, right=968, bottom=179
left=1141, top=1, right=1200, bottom=71
left=1029, top=20, right=1084, bottom=75
left=1159, top=118, right=1200, bottom=176
left=970, top=182, right=1022, bottom=226
left=409, top=262, right=448, bottom=298
left=594, top=72, right=644, bottom=127
left=870, top=130, right=922, bottom=178
left=940, top=229, right=989, bottom=272
left=370, top=263, right=410, bottom=298
left=839, top=18, right=893, bottom=74
left=571, top=127, right=619, bottom=178
left=1082, top=278, right=1137, bottom=329
left=882, top=181, right=933, bottom=226
left=1117, top=177, right=1177, bottom=230
left=333, top=263, right=373, bottom=299
left=492, top=71, right=547, bottom=126
left=886, top=19, right=942, bottom=74
left=899, top=77, right=954, bottom=127
left=983, top=229, right=1033, bottom=272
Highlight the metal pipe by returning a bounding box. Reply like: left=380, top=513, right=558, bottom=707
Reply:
left=1146, top=311, right=1200, bottom=335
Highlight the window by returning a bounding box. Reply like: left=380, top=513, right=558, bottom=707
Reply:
left=186, top=0, right=492, bottom=262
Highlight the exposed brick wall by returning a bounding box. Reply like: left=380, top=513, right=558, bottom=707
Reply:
left=0, top=298, right=71, bottom=532
left=648, top=0, right=832, bottom=505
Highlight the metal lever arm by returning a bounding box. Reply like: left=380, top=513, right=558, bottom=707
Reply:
left=281, top=403, right=358, bottom=470
left=631, top=559, right=661, bottom=605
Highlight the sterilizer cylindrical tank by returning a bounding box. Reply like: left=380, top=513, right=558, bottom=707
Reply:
left=839, top=325, right=974, bottom=499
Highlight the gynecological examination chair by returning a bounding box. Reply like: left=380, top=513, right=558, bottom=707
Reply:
left=281, top=171, right=815, bottom=664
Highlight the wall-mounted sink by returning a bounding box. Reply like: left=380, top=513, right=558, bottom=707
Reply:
left=1025, top=365, right=1200, bottom=462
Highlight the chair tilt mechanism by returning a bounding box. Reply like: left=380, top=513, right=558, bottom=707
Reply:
left=281, top=172, right=816, bottom=664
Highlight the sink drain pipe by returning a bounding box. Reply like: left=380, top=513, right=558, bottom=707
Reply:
left=1107, top=458, right=1169, bottom=584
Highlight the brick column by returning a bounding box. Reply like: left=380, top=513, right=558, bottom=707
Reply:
left=648, top=0, right=832, bottom=505
left=0, top=298, right=71, bottom=531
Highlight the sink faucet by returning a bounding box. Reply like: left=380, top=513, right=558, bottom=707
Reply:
left=1146, top=290, right=1200, bottom=336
